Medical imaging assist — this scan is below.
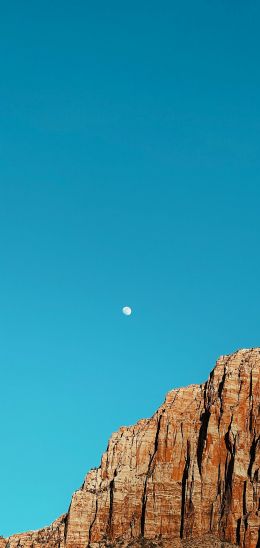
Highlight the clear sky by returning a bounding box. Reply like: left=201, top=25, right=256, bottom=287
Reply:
left=0, top=0, right=260, bottom=537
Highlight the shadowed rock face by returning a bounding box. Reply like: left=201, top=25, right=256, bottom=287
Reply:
left=1, top=348, right=259, bottom=548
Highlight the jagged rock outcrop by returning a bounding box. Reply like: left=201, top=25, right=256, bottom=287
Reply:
left=1, top=348, right=259, bottom=547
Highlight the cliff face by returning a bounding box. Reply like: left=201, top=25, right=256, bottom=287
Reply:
left=1, top=348, right=259, bottom=548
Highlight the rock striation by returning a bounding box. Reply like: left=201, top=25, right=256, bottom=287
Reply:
left=1, top=348, right=259, bottom=547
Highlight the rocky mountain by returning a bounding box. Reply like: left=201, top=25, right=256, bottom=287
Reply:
left=0, top=348, right=259, bottom=547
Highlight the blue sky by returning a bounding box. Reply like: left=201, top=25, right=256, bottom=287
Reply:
left=1, top=0, right=260, bottom=537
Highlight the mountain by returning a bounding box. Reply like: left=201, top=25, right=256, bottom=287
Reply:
left=0, top=348, right=259, bottom=547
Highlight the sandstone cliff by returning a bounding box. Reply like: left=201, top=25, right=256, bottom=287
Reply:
left=1, top=348, right=259, bottom=548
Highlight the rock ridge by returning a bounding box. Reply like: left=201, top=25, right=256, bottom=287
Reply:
left=1, top=348, right=259, bottom=547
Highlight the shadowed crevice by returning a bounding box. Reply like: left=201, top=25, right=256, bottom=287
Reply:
left=247, top=436, right=259, bottom=478
left=236, top=518, right=241, bottom=545
left=197, top=409, right=210, bottom=475
left=218, top=368, right=226, bottom=399
left=108, top=479, right=115, bottom=533
left=180, top=441, right=191, bottom=539
left=224, top=425, right=235, bottom=495
left=88, top=498, right=98, bottom=547
left=141, top=414, right=162, bottom=537
left=243, top=481, right=247, bottom=516
left=63, top=511, right=69, bottom=543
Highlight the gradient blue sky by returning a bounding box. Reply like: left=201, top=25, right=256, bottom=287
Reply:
left=1, top=0, right=260, bottom=537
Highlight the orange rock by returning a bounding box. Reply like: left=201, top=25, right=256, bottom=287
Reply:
left=2, top=348, right=259, bottom=547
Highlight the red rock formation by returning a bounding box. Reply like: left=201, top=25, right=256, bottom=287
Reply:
left=1, top=348, right=259, bottom=547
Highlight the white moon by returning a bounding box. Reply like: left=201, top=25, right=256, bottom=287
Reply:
left=122, top=306, right=132, bottom=316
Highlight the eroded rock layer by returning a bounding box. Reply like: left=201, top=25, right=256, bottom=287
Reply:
left=1, top=348, right=259, bottom=547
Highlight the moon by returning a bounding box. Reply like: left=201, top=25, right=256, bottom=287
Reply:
left=122, top=306, right=132, bottom=316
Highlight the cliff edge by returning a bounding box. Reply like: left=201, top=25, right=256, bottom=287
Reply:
left=1, top=348, right=259, bottom=547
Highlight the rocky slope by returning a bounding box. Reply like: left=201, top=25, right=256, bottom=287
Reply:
left=1, top=348, right=259, bottom=548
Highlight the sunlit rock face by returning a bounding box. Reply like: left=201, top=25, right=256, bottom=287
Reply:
left=1, top=348, right=259, bottom=548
